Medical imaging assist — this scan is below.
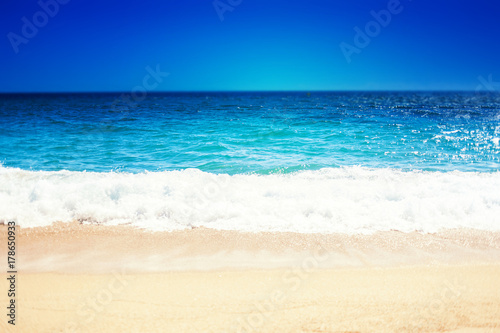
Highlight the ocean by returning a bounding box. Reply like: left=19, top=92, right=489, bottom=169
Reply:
left=1, top=92, right=499, bottom=233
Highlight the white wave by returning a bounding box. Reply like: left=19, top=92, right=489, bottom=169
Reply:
left=1, top=166, right=499, bottom=234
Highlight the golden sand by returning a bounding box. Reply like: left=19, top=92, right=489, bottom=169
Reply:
left=1, top=223, right=500, bottom=332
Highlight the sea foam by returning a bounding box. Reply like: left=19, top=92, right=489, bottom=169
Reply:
left=1, top=166, right=499, bottom=234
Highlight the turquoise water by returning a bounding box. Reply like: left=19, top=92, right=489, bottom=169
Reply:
left=1, top=92, right=499, bottom=173
left=1, top=92, right=500, bottom=233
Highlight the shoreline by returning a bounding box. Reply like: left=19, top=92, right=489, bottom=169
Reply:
left=5, top=222, right=500, bottom=272
left=1, top=223, right=500, bottom=332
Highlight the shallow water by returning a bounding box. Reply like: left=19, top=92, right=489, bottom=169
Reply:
left=1, top=92, right=499, bottom=232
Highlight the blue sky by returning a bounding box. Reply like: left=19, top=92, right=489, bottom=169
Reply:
left=1, top=0, right=499, bottom=92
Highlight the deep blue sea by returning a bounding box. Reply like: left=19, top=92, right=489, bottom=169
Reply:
left=1, top=92, right=500, bottom=173
left=1, top=92, right=499, bottom=233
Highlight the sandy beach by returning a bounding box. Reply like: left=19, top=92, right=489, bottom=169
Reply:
left=3, top=0, right=500, bottom=331
left=1, top=223, right=500, bottom=332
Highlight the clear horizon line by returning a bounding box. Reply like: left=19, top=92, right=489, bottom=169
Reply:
left=0, top=89, right=492, bottom=95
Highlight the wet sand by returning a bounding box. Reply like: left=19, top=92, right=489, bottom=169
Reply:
left=1, top=222, right=500, bottom=332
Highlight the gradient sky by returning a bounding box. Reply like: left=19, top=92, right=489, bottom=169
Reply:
left=1, top=0, right=499, bottom=92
